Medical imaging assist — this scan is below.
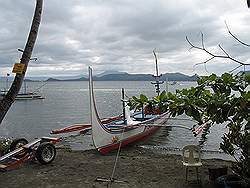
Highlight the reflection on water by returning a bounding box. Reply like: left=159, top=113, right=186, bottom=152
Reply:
left=0, top=81, right=231, bottom=159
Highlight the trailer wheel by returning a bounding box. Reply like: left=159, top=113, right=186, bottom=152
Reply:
left=9, top=138, right=28, bottom=158
left=35, top=142, right=56, bottom=165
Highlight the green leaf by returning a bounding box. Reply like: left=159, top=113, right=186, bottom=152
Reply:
left=140, top=94, right=148, bottom=103
left=221, top=73, right=233, bottom=84
left=209, top=73, right=217, bottom=81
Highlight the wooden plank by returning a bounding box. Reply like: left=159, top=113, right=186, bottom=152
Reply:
left=23, top=139, right=41, bottom=149
left=41, top=137, right=59, bottom=141
left=0, top=148, right=23, bottom=161
left=0, top=139, right=41, bottom=161
left=0, top=137, right=59, bottom=163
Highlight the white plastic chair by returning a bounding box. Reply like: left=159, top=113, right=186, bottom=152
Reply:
left=182, top=145, right=202, bottom=182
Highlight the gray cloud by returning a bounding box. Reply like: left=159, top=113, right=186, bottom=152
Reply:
left=0, top=0, right=249, bottom=77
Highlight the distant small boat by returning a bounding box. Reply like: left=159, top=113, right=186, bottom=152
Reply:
left=15, top=92, right=44, bottom=100
left=0, top=79, right=45, bottom=100
left=0, top=91, right=44, bottom=100
left=170, top=81, right=177, bottom=85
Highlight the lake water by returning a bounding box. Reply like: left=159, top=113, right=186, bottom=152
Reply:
left=0, top=80, right=232, bottom=160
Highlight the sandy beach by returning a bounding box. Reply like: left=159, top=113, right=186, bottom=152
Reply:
left=0, top=146, right=232, bottom=188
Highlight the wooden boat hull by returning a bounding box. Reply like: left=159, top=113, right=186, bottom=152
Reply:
left=97, top=126, right=160, bottom=154
left=89, top=67, right=169, bottom=154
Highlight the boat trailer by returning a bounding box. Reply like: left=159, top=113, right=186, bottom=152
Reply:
left=0, top=137, right=60, bottom=171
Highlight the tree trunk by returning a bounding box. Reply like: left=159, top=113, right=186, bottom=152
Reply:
left=0, top=0, right=43, bottom=125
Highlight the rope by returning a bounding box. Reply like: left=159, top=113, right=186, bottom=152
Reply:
left=32, top=82, right=47, bottom=93
left=108, top=111, right=127, bottom=187
left=106, top=107, right=198, bottom=187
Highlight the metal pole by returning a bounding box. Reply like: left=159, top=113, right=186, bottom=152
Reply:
left=122, top=88, right=126, bottom=124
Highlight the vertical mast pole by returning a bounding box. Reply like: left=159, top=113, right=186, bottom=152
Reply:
left=151, top=49, right=164, bottom=96
left=122, top=88, right=126, bottom=124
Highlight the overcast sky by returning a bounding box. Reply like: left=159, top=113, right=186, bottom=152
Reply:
left=0, top=0, right=249, bottom=77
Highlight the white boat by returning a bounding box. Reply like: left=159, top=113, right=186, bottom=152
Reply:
left=0, top=91, right=44, bottom=100
left=0, top=80, right=45, bottom=100
left=89, top=67, right=169, bottom=154
left=15, top=92, right=44, bottom=100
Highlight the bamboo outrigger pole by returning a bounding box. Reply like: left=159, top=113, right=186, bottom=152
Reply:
left=0, top=0, right=43, bottom=125
left=151, top=49, right=164, bottom=96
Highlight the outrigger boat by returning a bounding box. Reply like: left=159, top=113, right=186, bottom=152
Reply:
left=50, top=51, right=171, bottom=154
left=89, top=67, right=170, bottom=154
left=51, top=52, right=205, bottom=154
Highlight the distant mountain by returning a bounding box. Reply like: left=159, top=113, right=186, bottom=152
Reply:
left=45, top=77, right=88, bottom=82
left=44, top=72, right=198, bottom=82
left=2, top=70, right=249, bottom=83
left=96, top=70, right=126, bottom=77
left=163, top=73, right=198, bottom=81
left=0, top=77, right=44, bottom=82
left=24, top=78, right=38, bottom=82
left=1, top=72, right=198, bottom=82
left=0, top=75, right=87, bottom=82
left=53, top=74, right=85, bottom=80
left=92, top=72, right=197, bottom=81
left=44, top=75, right=86, bottom=81
left=46, top=78, right=62, bottom=82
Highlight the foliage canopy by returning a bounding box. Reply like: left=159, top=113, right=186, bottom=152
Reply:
left=128, top=72, right=249, bottom=180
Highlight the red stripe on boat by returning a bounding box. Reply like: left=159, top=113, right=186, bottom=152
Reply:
left=98, top=126, right=160, bottom=154
left=50, top=124, right=91, bottom=134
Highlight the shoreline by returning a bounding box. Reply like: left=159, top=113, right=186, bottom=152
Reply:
left=0, top=146, right=232, bottom=188
left=140, top=146, right=235, bottom=161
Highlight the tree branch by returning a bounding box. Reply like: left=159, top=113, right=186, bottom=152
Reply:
left=225, top=21, right=250, bottom=47
left=229, top=64, right=243, bottom=73
left=186, top=34, right=250, bottom=66
left=218, top=44, right=230, bottom=57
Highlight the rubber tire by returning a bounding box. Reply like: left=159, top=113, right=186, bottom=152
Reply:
left=35, top=142, right=56, bottom=165
left=9, top=138, right=28, bottom=158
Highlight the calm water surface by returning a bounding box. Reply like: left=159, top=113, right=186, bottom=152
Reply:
left=0, top=81, right=231, bottom=160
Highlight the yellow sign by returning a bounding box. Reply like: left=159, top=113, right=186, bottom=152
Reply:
left=12, top=63, right=25, bottom=74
